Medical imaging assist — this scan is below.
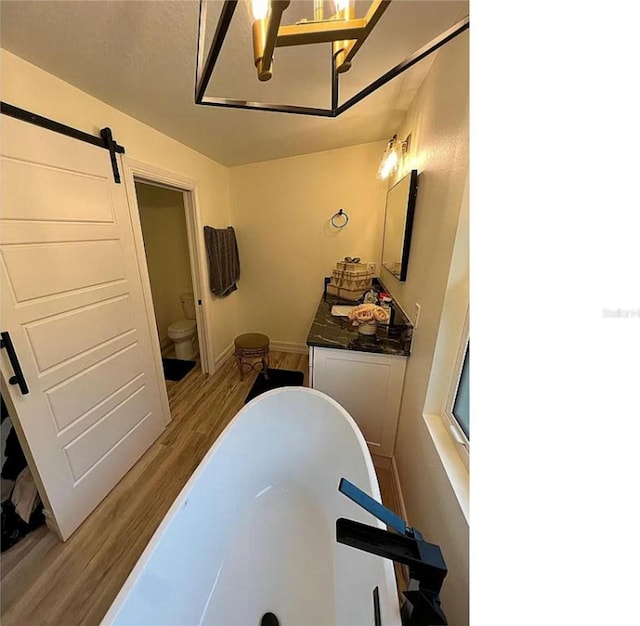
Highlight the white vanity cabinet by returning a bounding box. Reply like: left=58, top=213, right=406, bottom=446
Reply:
left=309, top=346, right=407, bottom=458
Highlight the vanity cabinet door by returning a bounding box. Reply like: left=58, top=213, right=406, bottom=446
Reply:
left=312, top=347, right=407, bottom=457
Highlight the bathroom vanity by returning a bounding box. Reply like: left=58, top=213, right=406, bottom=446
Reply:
left=306, top=291, right=412, bottom=458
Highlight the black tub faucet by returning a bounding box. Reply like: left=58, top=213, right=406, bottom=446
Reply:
left=336, top=478, right=448, bottom=626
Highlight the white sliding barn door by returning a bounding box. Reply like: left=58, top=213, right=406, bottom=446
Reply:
left=0, top=116, right=169, bottom=540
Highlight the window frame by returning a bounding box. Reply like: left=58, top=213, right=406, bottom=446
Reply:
left=443, top=308, right=470, bottom=460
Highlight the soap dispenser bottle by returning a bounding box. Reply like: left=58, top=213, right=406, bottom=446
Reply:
left=362, top=289, right=378, bottom=305
left=380, top=293, right=395, bottom=326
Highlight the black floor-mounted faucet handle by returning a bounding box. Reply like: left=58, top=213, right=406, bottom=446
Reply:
left=336, top=478, right=448, bottom=626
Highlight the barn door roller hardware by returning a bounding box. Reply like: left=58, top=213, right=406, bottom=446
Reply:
left=0, top=102, right=126, bottom=183
left=99, top=127, right=122, bottom=183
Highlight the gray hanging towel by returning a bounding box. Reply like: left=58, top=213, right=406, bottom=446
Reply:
left=204, top=226, right=240, bottom=297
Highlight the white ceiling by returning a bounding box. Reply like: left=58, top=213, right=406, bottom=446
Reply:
left=0, top=0, right=468, bottom=166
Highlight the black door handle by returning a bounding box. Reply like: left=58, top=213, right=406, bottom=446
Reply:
left=1, top=331, right=30, bottom=395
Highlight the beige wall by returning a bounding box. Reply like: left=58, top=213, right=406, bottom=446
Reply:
left=0, top=49, right=238, bottom=366
left=382, top=32, right=470, bottom=625
left=229, top=142, right=388, bottom=350
left=136, top=183, right=193, bottom=346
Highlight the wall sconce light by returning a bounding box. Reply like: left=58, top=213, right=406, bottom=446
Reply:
left=377, top=134, right=410, bottom=180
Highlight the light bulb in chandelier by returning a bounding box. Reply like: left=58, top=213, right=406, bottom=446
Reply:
left=332, top=0, right=352, bottom=14
left=251, top=0, right=270, bottom=20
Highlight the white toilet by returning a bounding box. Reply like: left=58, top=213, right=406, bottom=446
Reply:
left=167, top=292, right=198, bottom=360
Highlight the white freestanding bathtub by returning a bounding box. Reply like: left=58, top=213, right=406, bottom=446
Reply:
left=102, top=387, right=400, bottom=626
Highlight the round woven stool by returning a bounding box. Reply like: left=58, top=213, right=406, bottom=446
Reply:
left=234, top=333, right=270, bottom=379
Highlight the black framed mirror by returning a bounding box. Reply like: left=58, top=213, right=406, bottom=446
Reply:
left=381, top=169, right=418, bottom=281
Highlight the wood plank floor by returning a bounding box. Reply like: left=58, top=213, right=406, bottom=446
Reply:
left=1, top=351, right=405, bottom=625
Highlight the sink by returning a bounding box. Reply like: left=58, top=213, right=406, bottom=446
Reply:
left=331, top=305, right=354, bottom=317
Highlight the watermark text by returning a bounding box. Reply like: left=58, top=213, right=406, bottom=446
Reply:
left=602, top=308, right=640, bottom=319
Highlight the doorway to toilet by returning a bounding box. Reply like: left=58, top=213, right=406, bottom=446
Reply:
left=134, top=181, right=203, bottom=377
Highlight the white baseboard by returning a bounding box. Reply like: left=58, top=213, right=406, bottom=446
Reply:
left=215, top=340, right=307, bottom=371
left=214, top=342, right=234, bottom=371
left=214, top=340, right=307, bottom=372
left=371, top=453, right=392, bottom=470
left=270, top=341, right=309, bottom=355
left=391, top=456, right=408, bottom=522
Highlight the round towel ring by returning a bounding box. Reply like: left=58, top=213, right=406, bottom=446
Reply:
left=330, top=209, right=349, bottom=229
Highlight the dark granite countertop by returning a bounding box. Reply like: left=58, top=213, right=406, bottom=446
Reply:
left=306, top=291, right=413, bottom=357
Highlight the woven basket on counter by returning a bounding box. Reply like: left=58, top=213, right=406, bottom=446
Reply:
left=327, top=260, right=373, bottom=301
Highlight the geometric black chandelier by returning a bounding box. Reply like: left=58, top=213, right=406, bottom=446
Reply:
left=195, top=0, right=469, bottom=117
